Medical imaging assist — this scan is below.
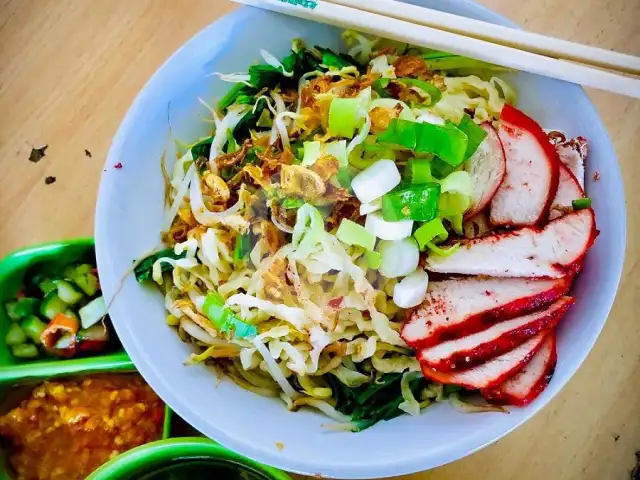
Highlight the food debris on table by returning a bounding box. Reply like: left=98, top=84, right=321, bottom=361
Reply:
left=114, top=162, right=123, bottom=169
left=84, top=149, right=92, bottom=158
left=275, top=441, right=284, bottom=451
left=28, top=145, right=48, bottom=163
left=44, top=176, right=56, bottom=185
left=593, top=171, right=601, bottom=181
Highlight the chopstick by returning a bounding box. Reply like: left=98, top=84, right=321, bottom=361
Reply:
left=326, top=0, right=640, bottom=76
left=230, top=0, right=640, bottom=99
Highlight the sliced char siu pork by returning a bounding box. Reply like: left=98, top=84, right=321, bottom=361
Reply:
left=425, top=208, right=597, bottom=278
left=549, top=164, right=585, bottom=220
left=553, top=135, right=588, bottom=189
left=490, top=104, right=560, bottom=227
left=402, top=276, right=571, bottom=348
left=464, top=123, right=506, bottom=219
left=482, top=333, right=557, bottom=406
left=421, top=333, right=547, bottom=390
left=418, top=297, right=572, bottom=371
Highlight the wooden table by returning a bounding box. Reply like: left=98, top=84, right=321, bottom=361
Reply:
left=0, top=1, right=638, bottom=478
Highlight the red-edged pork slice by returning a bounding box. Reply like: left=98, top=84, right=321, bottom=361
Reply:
left=555, top=136, right=588, bottom=189
left=464, top=123, right=506, bottom=219
left=490, top=104, right=560, bottom=227
left=402, top=276, right=571, bottom=348
left=426, top=208, right=597, bottom=278
left=418, top=297, right=571, bottom=371
left=482, top=332, right=557, bottom=406
left=549, top=164, right=585, bottom=220
left=421, top=333, right=547, bottom=390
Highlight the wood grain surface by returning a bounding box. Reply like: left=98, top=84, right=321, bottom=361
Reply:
left=0, top=1, right=638, bottom=479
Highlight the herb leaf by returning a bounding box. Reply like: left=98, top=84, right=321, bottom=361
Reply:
left=134, top=248, right=186, bottom=283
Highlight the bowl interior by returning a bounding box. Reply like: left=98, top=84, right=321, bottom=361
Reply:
left=95, top=1, right=625, bottom=478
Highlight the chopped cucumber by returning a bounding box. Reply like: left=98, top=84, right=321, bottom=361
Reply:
left=40, top=291, right=68, bottom=320
left=53, top=280, right=84, bottom=305
left=11, top=344, right=39, bottom=358
left=4, top=298, right=40, bottom=321
left=38, top=278, right=58, bottom=295
left=20, top=315, right=47, bottom=344
left=5, top=323, right=27, bottom=346
left=79, top=296, right=107, bottom=329
left=77, top=323, right=109, bottom=342
left=64, top=264, right=99, bottom=296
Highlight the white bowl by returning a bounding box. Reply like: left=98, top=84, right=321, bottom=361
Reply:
left=95, top=1, right=626, bottom=477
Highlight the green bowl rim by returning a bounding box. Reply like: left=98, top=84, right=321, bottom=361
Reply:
left=0, top=237, right=95, bottom=261
left=87, top=437, right=292, bottom=480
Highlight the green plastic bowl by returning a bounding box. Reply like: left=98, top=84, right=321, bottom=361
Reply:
left=0, top=238, right=134, bottom=385
left=87, top=438, right=292, bottom=480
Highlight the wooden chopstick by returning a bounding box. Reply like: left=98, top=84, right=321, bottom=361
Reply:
left=326, top=0, right=640, bottom=76
left=229, top=0, right=640, bottom=99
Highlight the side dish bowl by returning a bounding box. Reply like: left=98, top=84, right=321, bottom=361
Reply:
left=94, top=0, right=626, bottom=477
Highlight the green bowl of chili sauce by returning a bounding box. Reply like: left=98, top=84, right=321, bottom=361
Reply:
left=87, top=438, right=292, bottom=480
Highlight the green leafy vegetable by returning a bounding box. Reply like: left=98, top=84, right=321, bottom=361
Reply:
left=134, top=248, right=187, bottom=283
left=315, top=46, right=359, bottom=70
left=190, top=137, right=214, bottom=159
left=327, top=372, right=427, bottom=431
left=219, top=83, right=256, bottom=112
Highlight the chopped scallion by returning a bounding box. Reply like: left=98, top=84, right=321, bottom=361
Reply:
left=572, top=198, right=592, bottom=210
left=336, top=220, right=376, bottom=251
left=202, top=292, right=257, bottom=339
left=413, top=218, right=449, bottom=251
left=381, top=183, right=441, bottom=222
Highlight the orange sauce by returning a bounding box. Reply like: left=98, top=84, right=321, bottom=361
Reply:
left=0, top=374, right=164, bottom=480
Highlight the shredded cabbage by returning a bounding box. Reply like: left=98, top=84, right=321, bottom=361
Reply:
left=398, top=371, right=423, bottom=416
